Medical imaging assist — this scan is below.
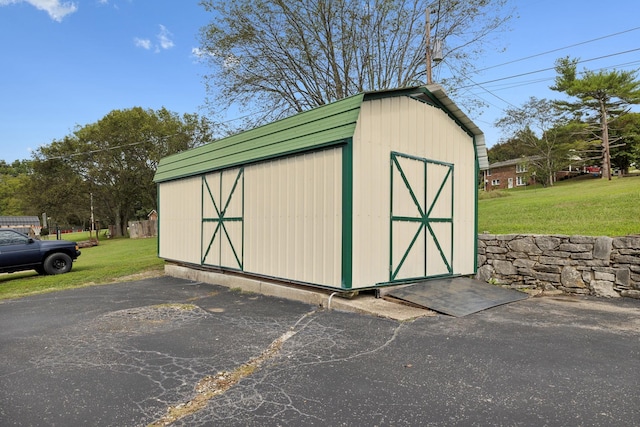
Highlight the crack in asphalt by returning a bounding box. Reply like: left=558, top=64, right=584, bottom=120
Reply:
left=171, top=314, right=407, bottom=426
left=147, top=309, right=318, bottom=426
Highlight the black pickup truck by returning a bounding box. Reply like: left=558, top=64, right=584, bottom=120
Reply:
left=0, top=229, right=81, bottom=275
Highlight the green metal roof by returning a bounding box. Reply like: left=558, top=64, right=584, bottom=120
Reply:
left=154, top=93, right=365, bottom=183
left=154, top=85, right=488, bottom=183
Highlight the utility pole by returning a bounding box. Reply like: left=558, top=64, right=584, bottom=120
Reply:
left=426, top=7, right=443, bottom=84
left=425, top=7, right=433, bottom=84
left=90, top=192, right=95, bottom=239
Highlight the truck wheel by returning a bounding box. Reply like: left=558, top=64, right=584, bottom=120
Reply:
left=43, top=253, right=73, bottom=275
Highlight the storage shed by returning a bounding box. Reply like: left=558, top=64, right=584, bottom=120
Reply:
left=0, top=216, right=42, bottom=236
left=154, top=85, right=488, bottom=291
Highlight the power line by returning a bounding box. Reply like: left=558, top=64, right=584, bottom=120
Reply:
left=44, top=134, right=183, bottom=160
left=482, top=77, right=553, bottom=91
left=458, top=47, right=640, bottom=90
left=472, top=59, right=640, bottom=93
left=45, top=141, right=147, bottom=160
left=443, top=60, right=518, bottom=110
left=475, top=26, right=640, bottom=73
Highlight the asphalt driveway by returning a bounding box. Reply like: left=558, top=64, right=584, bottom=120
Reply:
left=1, top=276, right=638, bottom=426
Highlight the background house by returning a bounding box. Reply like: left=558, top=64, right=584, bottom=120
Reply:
left=483, top=157, right=537, bottom=191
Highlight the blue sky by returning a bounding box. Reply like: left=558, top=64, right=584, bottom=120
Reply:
left=1, top=0, right=639, bottom=163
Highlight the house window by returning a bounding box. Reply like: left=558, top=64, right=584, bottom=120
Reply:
left=516, top=164, right=527, bottom=173
left=491, top=179, right=500, bottom=186
left=486, top=169, right=492, bottom=176
left=516, top=176, right=527, bottom=186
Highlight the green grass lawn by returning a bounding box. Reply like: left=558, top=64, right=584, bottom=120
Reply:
left=478, top=175, right=640, bottom=236
left=0, top=236, right=163, bottom=300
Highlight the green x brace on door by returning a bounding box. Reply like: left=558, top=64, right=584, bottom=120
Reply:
left=390, top=152, right=454, bottom=282
left=201, top=168, right=244, bottom=270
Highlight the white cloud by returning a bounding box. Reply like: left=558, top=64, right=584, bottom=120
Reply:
left=157, top=25, right=174, bottom=50
left=134, top=37, right=151, bottom=50
left=96, top=0, right=119, bottom=10
left=0, top=0, right=78, bottom=22
left=135, top=25, right=174, bottom=53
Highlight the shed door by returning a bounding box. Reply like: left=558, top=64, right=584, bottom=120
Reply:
left=390, top=152, right=453, bottom=282
left=201, top=168, right=244, bottom=270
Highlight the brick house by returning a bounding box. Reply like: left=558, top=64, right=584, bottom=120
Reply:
left=483, top=157, right=538, bottom=191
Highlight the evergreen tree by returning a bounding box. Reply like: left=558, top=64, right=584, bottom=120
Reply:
left=552, top=57, right=640, bottom=180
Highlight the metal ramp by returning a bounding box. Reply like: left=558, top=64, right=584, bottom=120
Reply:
left=385, top=277, right=528, bottom=317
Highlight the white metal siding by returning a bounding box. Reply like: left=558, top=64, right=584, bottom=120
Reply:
left=158, top=176, right=202, bottom=264
left=244, top=148, right=343, bottom=287
left=351, top=96, right=477, bottom=288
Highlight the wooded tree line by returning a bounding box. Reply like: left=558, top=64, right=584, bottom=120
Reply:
left=0, top=108, right=214, bottom=237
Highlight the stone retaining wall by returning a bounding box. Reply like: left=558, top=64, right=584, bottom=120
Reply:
left=476, top=234, right=640, bottom=299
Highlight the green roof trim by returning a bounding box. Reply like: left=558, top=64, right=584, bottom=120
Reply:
left=154, top=93, right=365, bottom=183
left=154, top=85, right=488, bottom=183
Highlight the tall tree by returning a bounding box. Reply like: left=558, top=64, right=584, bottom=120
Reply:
left=197, top=0, right=513, bottom=127
left=0, top=160, right=32, bottom=217
left=609, top=112, right=640, bottom=174
left=0, top=174, right=30, bottom=216
left=495, top=97, right=571, bottom=187
left=23, top=157, right=89, bottom=228
left=30, top=107, right=214, bottom=236
left=0, top=160, right=31, bottom=176
left=551, top=57, right=640, bottom=180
